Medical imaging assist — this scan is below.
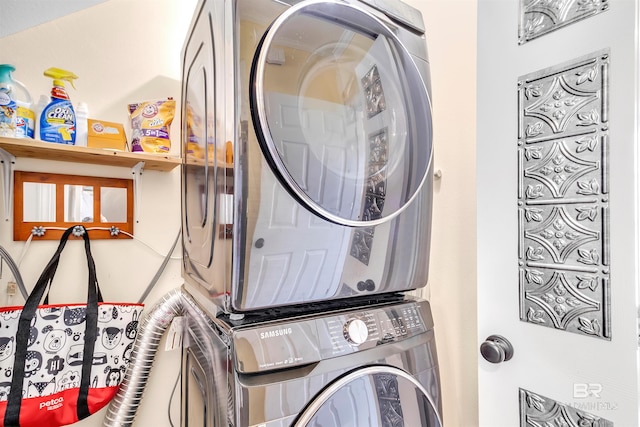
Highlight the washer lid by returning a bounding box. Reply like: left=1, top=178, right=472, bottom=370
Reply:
left=293, top=365, right=442, bottom=426
left=251, top=0, right=433, bottom=227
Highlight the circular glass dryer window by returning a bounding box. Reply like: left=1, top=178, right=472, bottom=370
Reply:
left=251, top=0, right=433, bottom=227
left=293, top=365, right=443, bottom=426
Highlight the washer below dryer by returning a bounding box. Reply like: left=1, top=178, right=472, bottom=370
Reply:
left=181, top=293, right=442, bottom=426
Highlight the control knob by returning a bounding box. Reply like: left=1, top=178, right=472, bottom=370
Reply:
left=344, top=318, right=369, bottom=345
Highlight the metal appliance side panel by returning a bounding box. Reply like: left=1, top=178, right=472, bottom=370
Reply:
left=232, top=0, right=433, bottom=312
left=181, top=0, right=233, bottom=310
left=182, top=349, right=212, bottom=427
left=181, top=310, right=232, bottom=427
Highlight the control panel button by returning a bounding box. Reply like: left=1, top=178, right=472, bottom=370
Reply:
left=343, top=318, right=369, bottom=345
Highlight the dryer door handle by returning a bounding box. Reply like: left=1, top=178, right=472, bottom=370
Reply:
left=480, top=335, right=514, bottom=364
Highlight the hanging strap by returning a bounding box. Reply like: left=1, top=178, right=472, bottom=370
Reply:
left=5, top=225, right=102, bottom=425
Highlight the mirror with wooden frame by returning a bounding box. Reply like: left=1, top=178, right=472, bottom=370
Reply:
left=14, top=171, right=133, bottom=240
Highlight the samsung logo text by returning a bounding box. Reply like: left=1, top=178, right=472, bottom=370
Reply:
left=260, top=328, right=293, bottom=339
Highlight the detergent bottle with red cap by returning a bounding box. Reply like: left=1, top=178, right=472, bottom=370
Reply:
left=40, top=67, right=78, bottom=144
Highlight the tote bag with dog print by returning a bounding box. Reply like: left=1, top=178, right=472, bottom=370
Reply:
left=0, top=226, right=142, bottom=427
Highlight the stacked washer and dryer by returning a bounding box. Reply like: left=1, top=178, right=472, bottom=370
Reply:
left=179, top=0, right=441, bottom=425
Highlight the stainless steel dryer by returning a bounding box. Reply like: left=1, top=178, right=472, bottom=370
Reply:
left=181, top=0, right=434, bottom=314
left=181, top=293, right=442, bottom=426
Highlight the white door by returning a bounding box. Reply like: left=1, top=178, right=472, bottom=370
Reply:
left=477, top=1, right=639, bottom=425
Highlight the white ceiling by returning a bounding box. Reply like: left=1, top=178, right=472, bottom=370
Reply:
left=0, top=0, right=107, bottom=38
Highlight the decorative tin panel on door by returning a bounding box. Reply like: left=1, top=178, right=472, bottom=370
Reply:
left=520, top=389, right=613, bottom=426
left=518, top=50, right=610, bottom=339
left=519, top=0, right=609, bottom=44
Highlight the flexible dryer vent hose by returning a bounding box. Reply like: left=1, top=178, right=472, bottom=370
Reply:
left=104, top=288, right=188, bottom=427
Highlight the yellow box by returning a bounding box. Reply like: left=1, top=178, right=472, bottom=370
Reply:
left=88, top=119, right=127, bottom=151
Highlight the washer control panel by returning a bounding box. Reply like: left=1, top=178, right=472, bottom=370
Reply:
left=316, top=300, right=430, bottom=358
left=233, top=299, right=432, bottom=373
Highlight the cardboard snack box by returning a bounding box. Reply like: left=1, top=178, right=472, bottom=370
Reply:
left=88, top=119, right=127, bottom=151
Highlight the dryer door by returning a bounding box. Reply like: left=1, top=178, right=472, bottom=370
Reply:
left=251, top=0, right=432, bottom=227
left=294, top=365, right=442, bottom=426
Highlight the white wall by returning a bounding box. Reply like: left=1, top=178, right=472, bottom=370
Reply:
left=0, top=0, right=479, bottom=426
left=404, top=0, right=478, bottom=426
left=0, top=0, right=107, bottom=38
left=0, top=1, right=196, bottom=425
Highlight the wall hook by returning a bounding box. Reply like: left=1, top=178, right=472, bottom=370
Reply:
left=31, top=226, right=46, bottom=237
left=72, top=225, right=86, bottom=237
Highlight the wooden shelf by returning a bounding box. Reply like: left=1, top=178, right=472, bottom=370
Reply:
left=0, top=137, right=181, bottom=171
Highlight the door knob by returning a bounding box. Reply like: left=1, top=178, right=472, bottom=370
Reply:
left=480, top=335, right=514, bottom=364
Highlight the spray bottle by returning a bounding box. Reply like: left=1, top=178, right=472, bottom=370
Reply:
left=0, top=64, right=35, bottom=139
left=40, top=67, right=78, bottom=144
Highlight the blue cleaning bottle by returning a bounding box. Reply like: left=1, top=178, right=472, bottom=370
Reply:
left=0, top=64, right=35, bottom=139
left=40, top=67, right=78, bottom=144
